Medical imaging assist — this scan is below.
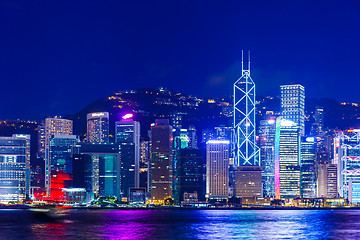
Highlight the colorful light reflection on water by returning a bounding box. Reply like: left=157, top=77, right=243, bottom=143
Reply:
left=1, top=209, right=360, bottom=239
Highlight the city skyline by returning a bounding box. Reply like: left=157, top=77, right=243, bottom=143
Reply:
left=2, top=1, right=360, bottom=120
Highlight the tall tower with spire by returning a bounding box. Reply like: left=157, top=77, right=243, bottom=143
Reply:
left=233, top=51, right=259, bottom=166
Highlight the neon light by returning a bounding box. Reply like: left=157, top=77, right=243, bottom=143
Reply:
left=122, top=113, right=133, bottom=120
left=267, top=119, right=275, bottom=124
left=92, top=112, right=105, bottom=117
left=280, top=119, right=296, bottom=127
left=207, top=140, right=230, bottom=144
left=306, top=137, right=315, bottom=142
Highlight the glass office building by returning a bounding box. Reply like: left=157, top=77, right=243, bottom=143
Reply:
left=300, top=137, right=317, bottom=198
left=0, top=134, right=30, bottom=202
left=259, top=118, right=276, bottom=197
left=206, top=140, right=229, bottom=199
left=334, top=130, right=360, bottom=199
left=280, top=84, right=305, bottom=136
left=275, top=117, right=300, bottom=199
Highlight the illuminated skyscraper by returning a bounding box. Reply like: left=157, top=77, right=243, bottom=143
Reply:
left=187, top=126, right=198, bottom=149
left=280, top=84, right=305, bottom=136
left=49, top=135, right=79, bottom=175
left=43, top=117, right=73, bottom=194
left=0, top=134, right=30, bottom=202
left=334, top=130, right=360, bottom=199
left=150, top=119, right=174, bottom=203
left=115, top=117, right=140, bottom=188
left=37, top=120, right=46, bottom=158
left=206, top=140, right=229, bottom=199
left=317, top=163, right=337, bottom=198
left=300, top=137, right=317, bottom=198
left=233, top=51, right=259, bottom=166
left=310, top=106, right=324, bottom=136
left=275, top=117, right=300, bottom=199
left=87, top=112, right=109, bottom=144
left=259, top=117, right=276, bottom=197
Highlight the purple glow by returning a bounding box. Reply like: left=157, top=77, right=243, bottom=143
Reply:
left=122, top=113, right=133, bottom=120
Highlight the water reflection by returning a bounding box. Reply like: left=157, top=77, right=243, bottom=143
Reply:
left=1, top=209, right=360, bottom=239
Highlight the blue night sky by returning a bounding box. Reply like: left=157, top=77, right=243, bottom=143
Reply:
left=1, top=0, right=360, bottom=120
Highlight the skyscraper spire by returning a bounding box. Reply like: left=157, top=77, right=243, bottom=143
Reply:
left=233, top=50, right=259, bottom=166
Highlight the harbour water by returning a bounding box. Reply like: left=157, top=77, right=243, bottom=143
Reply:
left=1, top=209, right=360, bottom=239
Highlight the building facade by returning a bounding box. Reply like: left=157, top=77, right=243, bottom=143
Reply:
left=115, top=119, right=140, bottom=188
left=176, top=148, right=204, bottom=203
left=0, top=134, right=30, bottom=202
left=280, top=84, right=305, bottom=136
left=234, top=165, right=262, bottom=198
left=275, top=117, right=300, bottom=199
left=87, top=112, right=109, bottom=144
left=42, top=117, right=73, bottom=194
left=259, top=117, right=276, bottom=197
left=334, top=130, right=360, bottom=199
left=206, top=140, right=229, bottom=199
left=300, top=137, right=317, bottom=198
left=150, top=119, right=174, bottom=203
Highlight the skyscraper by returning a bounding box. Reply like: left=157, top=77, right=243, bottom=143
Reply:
left=87, top=112, right=109, bottom=144
left=72, top=143, right=121, bottom=200
left=233, top=51, right=259, bottom=166
left=317, top=163, right=337, bottom=198
left=300, top=137, right=317, bottom=198
left=115, top=118, right=140, bottom=188
left=42, top=117, right=73, bottom=194
left=259, top=117, right=276, bottom=197
left=176, top=148, right=205, bottom=203
left=334, top=130, right=360, bottom=199
left=0, top=134, right=30, bottom=202
left=275, top=117, right=301, bottom=199
left=280, top=84, right=305, bottom=136
left=150, top=119, right=174, bottom=203
left=310, top=106, right=324, bottom=136
left=206, top=140, right=229, bottom=199
left=49, top=135, right=79, bottom=175
left=187, top=125, right=198, bottom=149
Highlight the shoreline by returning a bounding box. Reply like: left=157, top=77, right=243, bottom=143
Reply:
left=1, top=205, right=360, bottom=211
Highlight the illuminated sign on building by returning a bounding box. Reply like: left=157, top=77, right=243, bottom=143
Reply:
left=122, top=113, right=133, bottom=120
left=91, top=112, right=106, bottom=117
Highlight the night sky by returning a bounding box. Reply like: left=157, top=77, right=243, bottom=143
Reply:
left=2, top=0, right=360, bottom=120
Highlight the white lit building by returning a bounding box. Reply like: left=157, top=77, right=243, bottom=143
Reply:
left=206, top=140, right=229, bottom=199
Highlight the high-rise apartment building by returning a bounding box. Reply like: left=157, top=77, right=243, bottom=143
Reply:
left=115, top=119, right=140, bottom=188
left=280, top=84, right=305, bottom=136
left=0, top=134, right=30, bottom=202
left=259, top=117, right=276, bottom=197
left=87, top=112, right=109, bottom=144
left=275, top=117, right=301, bottom=199
left=300, top=137, right=317, bottom=198
left=206, top=140, right=229, bottom=199
left=150, top=119, right=174, bottom=203
left=42, top=117, right=73, bottom=194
